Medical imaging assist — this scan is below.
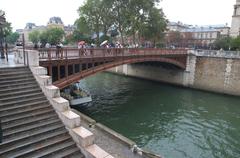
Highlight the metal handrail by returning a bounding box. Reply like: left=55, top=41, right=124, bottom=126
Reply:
left=38, top=48, right=188, bottom=61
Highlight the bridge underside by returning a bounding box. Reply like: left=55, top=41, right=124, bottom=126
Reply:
left=40, top=55, right=187, bottom=89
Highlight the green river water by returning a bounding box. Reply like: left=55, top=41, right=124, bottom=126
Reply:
left=74, top=72, right=240, bottom=158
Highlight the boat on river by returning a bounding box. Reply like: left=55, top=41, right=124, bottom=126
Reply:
left=61, top=83, right=92, bottom=106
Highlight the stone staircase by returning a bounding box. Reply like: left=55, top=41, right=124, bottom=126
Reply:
left=0, top=67, right=84, bottom=158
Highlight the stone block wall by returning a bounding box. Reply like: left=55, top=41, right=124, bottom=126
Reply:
left=109, top=64, right=186, bottom=86
left=109, top=50, right=240, bottom=96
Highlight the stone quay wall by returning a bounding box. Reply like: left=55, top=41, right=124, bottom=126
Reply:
left=108, top=50, right=240, bottom=96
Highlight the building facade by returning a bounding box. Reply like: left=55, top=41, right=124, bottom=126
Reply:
left=165, top=22, right=230, bottom=48
left=16, top=17, right=75, bottom=45
left=230, top=0, right=240, bottom=37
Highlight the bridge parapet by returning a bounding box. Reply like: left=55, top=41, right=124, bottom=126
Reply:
left=38, top=48, right=188, bottom=61
left=190, top=49, right=240, bottom=59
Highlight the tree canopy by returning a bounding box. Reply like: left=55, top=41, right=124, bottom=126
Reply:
left=29, top=30, right=40, bottom=45
left=6, top=32, right=19, bottom=44
left=29, top=27, right=65, bottom=46
left=77, top=0, right=167, bottom=46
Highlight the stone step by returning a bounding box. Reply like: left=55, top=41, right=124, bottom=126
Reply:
left=0, top=84, right=40, bottom=94
left=2, top=114, right=58, bottom=134
left=3, top=116, right=60, bottom=138
left=0, top=95, right=47, bottom=108
left=0, top=95, right=46, bottom=110
left=0, top=88, right=42, bottom=99
left=21, top=141, right=79, bottom=158
left=3, top=121, right=63, bottom=142
left=0, top=91, right=43, bottom=102
left=0, top=74, right=34, bottom=82
left=0, top=70, right=31, bottom=76
left=0, top=126, right=67, bottom=156
left=0, top=67, right=84, bottom=157
left=2, top=110, right=57, bottom=130
left=0, top=78, right=36, bottom=85
left=0, top=67, right=29, bottom=73
left=64, top=150, right=85, bottom=158
left=0, top=103, right=51, bottom=119
left=0, top=99, right=49, bottom=112
left=1, top=107, right=54, bottom=123
left=0, top=123, right=65, bottom=149
left=4, top=133, right=72, bottom=158
left=0, top=80, right=37, bottom=89
left=41, top=144, right=84, bottom=158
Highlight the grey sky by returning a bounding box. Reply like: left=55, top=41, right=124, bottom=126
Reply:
left=0, top=0, right=236, bottom=30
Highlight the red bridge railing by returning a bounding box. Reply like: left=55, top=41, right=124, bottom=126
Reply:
left=38, top=48, right=188, bottom=61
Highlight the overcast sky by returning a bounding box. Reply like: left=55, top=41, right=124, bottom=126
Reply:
left=0, top=0, right=236, bottom=31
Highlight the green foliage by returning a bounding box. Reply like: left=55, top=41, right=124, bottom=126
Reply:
left=46, top=28, right=65, bottom=45
left=6, top=32, right=19, bottom=44
left=141, top=8, right=167, bottom=45
left=77, top=0, right=167, bottom=46
left=0, top=22, right=12, bottom=38
left=74, top=17, right=91, bottom=36
left=72, top=30, right=90, bottom=42
left=28, top=30, right=40, bottom=44
left=79, top=0, right=102, bottom=45
left=39, top=31, right=48, bottom=46
left=213, top=37, right=232, bottom=50
left=230, top=36, right=240, bottom=50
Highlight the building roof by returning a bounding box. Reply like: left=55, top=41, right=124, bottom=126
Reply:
left=168, top=21, right=230, bottom=33
left=48, top=17, right=63, bottom=25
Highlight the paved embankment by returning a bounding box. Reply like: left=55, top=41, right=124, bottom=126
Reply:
left=72, top=109, right=162, bottom=158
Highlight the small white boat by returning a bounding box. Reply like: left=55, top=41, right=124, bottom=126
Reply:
left=61, top=83, right=92, bottom=106
left=70, top=96, right=92, bottom=105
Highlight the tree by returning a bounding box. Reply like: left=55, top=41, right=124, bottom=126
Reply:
left=39, top=31, right=48, bottom=46
left=77, top=0, right=167, bottom=46
left=141, top=7, right=167, bottom=46
left=6, top=32, right=19, bottom=44
left=28, top=30, right=40, bottom=46
left=74, top=17, right=91, bottom=36
left=73, top=17, right=92, bottom=43
left=78, top=0, right=102, bottom=45
left=213, top=37, right=232, bottom=50
left=46, top=28, right=65, bottom=45
left=230, top=36, right=240, bottom=50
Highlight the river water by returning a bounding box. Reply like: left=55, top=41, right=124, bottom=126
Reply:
left=74, top=72, right=240, bottom=158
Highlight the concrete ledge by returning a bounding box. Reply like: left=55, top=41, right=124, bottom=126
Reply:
left=45, top=85, right=60, bottom=98
left=61, top=110, right=81, bottom=128
left=85, top=144, right=114, bottom=158
left=71, top=126, right=95, bottom=147
left=141, top=149, right=163, bottom=158
left=95, top=123, right=136, bottom=148
left=51, top=97, right=70, bottom=112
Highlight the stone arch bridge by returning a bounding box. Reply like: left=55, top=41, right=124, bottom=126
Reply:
left=38, top=48, right=188, bottom=89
